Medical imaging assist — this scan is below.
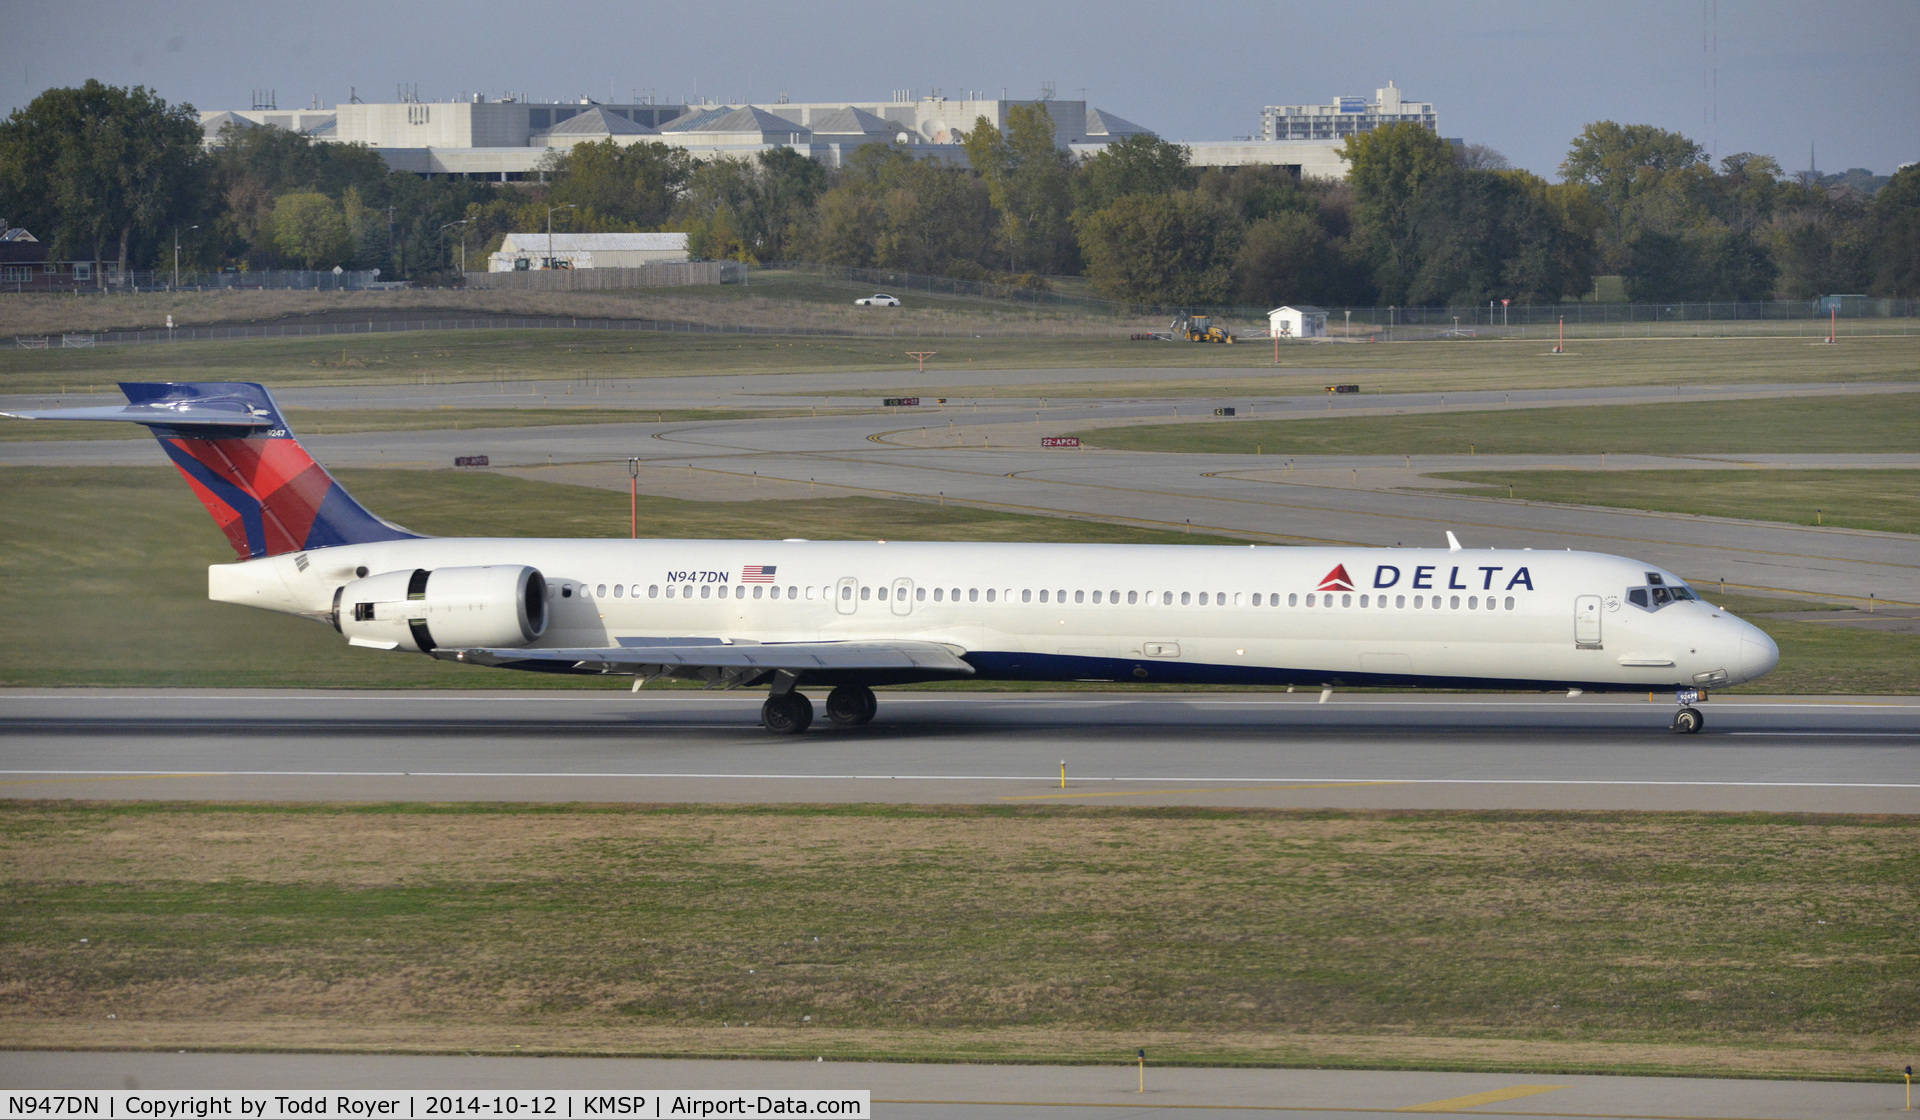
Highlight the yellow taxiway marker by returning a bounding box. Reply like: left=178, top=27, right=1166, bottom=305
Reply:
left=1398, top=1083, right=1568, bottom=1111
left=1002, top=781, right=1401, bottom=801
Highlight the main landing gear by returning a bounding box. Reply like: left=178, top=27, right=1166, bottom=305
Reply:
left=826, top=685, right=878, bottom=727
left=1671, top=688, right=1706, bottom=734
left=760, top=681, right=877, bottom=734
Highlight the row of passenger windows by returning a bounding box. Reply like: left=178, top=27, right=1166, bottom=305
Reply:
left=568, top=582, right=1519, bottom=611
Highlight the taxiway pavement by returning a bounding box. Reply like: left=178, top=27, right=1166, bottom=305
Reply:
left=3, top=691, right=1915, bottom=812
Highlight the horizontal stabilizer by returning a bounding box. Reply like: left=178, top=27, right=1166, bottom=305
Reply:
left=0, top=401, right=273, bottom=428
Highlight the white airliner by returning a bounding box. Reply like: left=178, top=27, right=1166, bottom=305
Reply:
left=7, top=382, right=1779, bottom=734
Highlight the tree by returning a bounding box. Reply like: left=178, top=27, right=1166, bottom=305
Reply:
left=1341, top=122, right=1458, bottom=303
left=1076, top=190, right=1238, bottom=305
left=962, top=104, right=1077, bottom=274
left=270, top=191, right=351, bottom=268
left=0, top=80, right=205, bottom=284
left=545, top=139, right=691, bottom=229
left=1560, top=122, right=1707, bottom=208
left=1234, top=211, right=1341, bottom=307
left=1864, top=165, right=1920, bottom=296
left=1075, top=134, right=1192, bottom=211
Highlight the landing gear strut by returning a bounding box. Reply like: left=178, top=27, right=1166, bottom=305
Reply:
left=1671, top=688, right=1705, bottom=734
left=761, top=691, right=813, bottom=734
left=826, top=685, right=878, bottom=727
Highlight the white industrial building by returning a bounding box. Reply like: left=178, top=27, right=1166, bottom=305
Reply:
left=202, top=92, right=1158, bottom=177
left=488, top=232, right=689, bottom=271
left=1269, top=305, right=1328, bottom=339
left=1262, top=82, right=1436, bottom=142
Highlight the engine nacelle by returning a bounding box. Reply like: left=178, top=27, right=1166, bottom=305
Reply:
left=334, top=565, right=548, bottom=653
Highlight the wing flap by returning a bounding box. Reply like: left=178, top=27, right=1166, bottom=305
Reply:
left=433, top=639, right=975, bottom=676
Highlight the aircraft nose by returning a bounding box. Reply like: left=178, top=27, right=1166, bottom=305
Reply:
left=1736, top=625, right=1779, bottom=683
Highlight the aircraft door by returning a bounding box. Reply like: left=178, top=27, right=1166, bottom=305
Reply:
left=891, top=578, right=914, bottom=616
left=835, top=576, right=859, bottom=615
left=1574, top=594, right=1603, bottom=649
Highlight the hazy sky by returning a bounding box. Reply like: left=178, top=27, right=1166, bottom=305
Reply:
left=6, top=0, right=1915, bottom=178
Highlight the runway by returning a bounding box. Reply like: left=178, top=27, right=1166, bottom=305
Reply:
left=0, top=1051, right=1902, bottom=1120
left=4, top=691, right=1915, bottom=812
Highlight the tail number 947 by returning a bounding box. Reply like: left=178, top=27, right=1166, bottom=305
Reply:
left=666, top=570, right=730, bottom=584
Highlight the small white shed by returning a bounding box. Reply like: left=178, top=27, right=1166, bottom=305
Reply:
left=1268, top=305, right=1328, bottom=339
left=489, top=232, right=690, bottom=271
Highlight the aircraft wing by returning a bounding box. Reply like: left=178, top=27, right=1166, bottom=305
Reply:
left=0, top=402, right=274, bottom=428
left=431, top=638, right=975, bottom=679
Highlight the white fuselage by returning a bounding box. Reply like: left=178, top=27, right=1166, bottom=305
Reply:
left=211, top=537, right=1780, bottom=691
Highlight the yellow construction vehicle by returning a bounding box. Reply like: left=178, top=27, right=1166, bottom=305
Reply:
left=1171, top=311, right=1235, bottom=343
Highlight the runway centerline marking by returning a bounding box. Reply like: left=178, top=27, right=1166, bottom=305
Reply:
left=1002, top=780, right=1402, bottom=801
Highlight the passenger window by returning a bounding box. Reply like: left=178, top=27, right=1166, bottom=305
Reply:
left=612, top=585, right=623, bottom=598
left=840, top=586, right=851, bottom=600
left=1396, top=595, right=1405, bottom=608
left=1035, top=589, right=1043, bottom=603
left=917, top=587, right=927, bottom=601
left=1341, top=594, right=1351, bottom=607
left=1197, top=592, right=1208, bottom=606
left=1127, top=591, right=1138, bottom=605
left=969, top=588, right=979, bottom=602
left=1412, top=595, right=1422, bottom=608
left=770, top=586, right=781, bottom=599
left=752, top=586, right=762, bottom=599
left=1468, top=595, right=1478, bottom=609
left=562, top=585, right=573, bottom=598
left=1305, top=593, right=1315, bottom=607
left=1092, top=591, right=1103, bottom=604
left=1055, top=589, right=1065, bottom=602
left=699, top=585, right=711, bottom=599
left=1449, top=595, right=1460, bottom=608
left=1288, top=593, right=1298, bottom=607
left=1504, top=596, right=1514, bottom=609
left=1163, top=591, right=1173, bottom=605
left=1216, top=591, right=1226, bottom=605
left=877, top=586, right=888, bottom=601
left=861, top=586, right=871, bottom=600
left=649, top=585, right=659, bottom=598
left=1074, top=590, right=1085, bottom=604
left=1358, top=594, right=1367, bottom=607
left=1181, top=592, right=1191, bottom=605
left=986, top=589, right=997, bottom=602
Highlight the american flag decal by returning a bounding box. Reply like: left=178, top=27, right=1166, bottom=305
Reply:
left=742, top=565, right=777, bottom=583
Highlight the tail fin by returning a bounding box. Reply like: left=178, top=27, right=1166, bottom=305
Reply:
left=6, top=382, right=418, bottom=560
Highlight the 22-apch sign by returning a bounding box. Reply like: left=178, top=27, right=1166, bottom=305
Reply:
left=1041, top=436, right=1081, bottom=448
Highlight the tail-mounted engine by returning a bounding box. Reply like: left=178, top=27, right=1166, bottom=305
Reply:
left=333, top=565, right=548, bottom=652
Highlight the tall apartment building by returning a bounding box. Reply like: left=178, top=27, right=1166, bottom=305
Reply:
left=1261, top=81, right=1435, bottom=142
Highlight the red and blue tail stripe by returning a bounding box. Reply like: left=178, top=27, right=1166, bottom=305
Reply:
left=125, top=382, right=417, bottom=560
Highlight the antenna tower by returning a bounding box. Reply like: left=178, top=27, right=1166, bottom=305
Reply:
left=1702, top=0, right=1717, bottom=161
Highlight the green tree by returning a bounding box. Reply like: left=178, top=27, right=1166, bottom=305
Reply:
left=270, top=191, right=351, bottom=268
left=1560, top=122, right=1708, bottom=210
left=0, top=80, right=205, bottom=284
left=545, top=139, right=691, bottom=229
left=962, top=105, right=1076, bottom=274
left=1074, top=134, right=1192, bottom=211
left=1864, top=165, right=1920, bottom=296
left=1077, top=189, right=1238, bottom=305
left=1340, top=122, right=1458, bottom=303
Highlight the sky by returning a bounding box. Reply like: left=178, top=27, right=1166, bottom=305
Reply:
left=6, top=0, right=1916, bottom=179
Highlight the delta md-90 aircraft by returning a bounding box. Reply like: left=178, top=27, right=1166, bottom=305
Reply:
left=9, top=382, right=1779, bottom=734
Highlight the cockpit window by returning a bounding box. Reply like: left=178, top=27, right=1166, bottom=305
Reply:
left=1646, top=572, right=1665, bottom=586
left=1671, top=586, right=1697, bottom=601
left=1651, top=587, right=1672, bottom=606
left=1628, top=589, right=1649, bottom=608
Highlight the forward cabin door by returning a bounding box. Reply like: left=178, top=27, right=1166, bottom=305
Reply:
left=891, top=578, right=914, bottom=616
left=835, top=576, right=858, bottom=615
left=1574, top=595, right=1604, bottom=649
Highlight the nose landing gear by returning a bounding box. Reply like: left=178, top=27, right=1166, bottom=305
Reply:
left=1671, top=688, right=1706, bottom=734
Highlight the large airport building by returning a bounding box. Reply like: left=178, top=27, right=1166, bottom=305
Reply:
left=199, top=85, right=1396, bottom=181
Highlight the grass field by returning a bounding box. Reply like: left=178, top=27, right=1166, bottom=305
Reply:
left=0, top=467, right=1240, bottom=689
left=0, top=407, right=828, bottom=442
left=2, top=802, right=1911, bottom=1078
left=1429, top=469, right=1920, bottom=537
left=1072, top=392, right=1920, bottom=456
left=0, top=467, right=1909, bottom=692
left=4, top=330, right=1917, bottom=399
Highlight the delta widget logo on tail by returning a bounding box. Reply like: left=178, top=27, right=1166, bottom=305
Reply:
left=1316, top=564, right=1356, bottom=592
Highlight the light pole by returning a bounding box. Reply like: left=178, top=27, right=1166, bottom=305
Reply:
left=172, top=224, right=197, bottom=288
left=439, top=219, right=473, bottom=274
left=545, top=203, right=576, bottom=270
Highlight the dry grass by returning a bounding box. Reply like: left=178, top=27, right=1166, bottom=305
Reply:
left=2, top=803, right=1913, bottom=1078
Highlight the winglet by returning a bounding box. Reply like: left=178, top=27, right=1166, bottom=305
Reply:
left=1446, top=531, right=1463, bottom=552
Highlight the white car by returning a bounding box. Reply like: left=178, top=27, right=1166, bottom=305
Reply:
left=854, top=293, right=901, bottom=307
